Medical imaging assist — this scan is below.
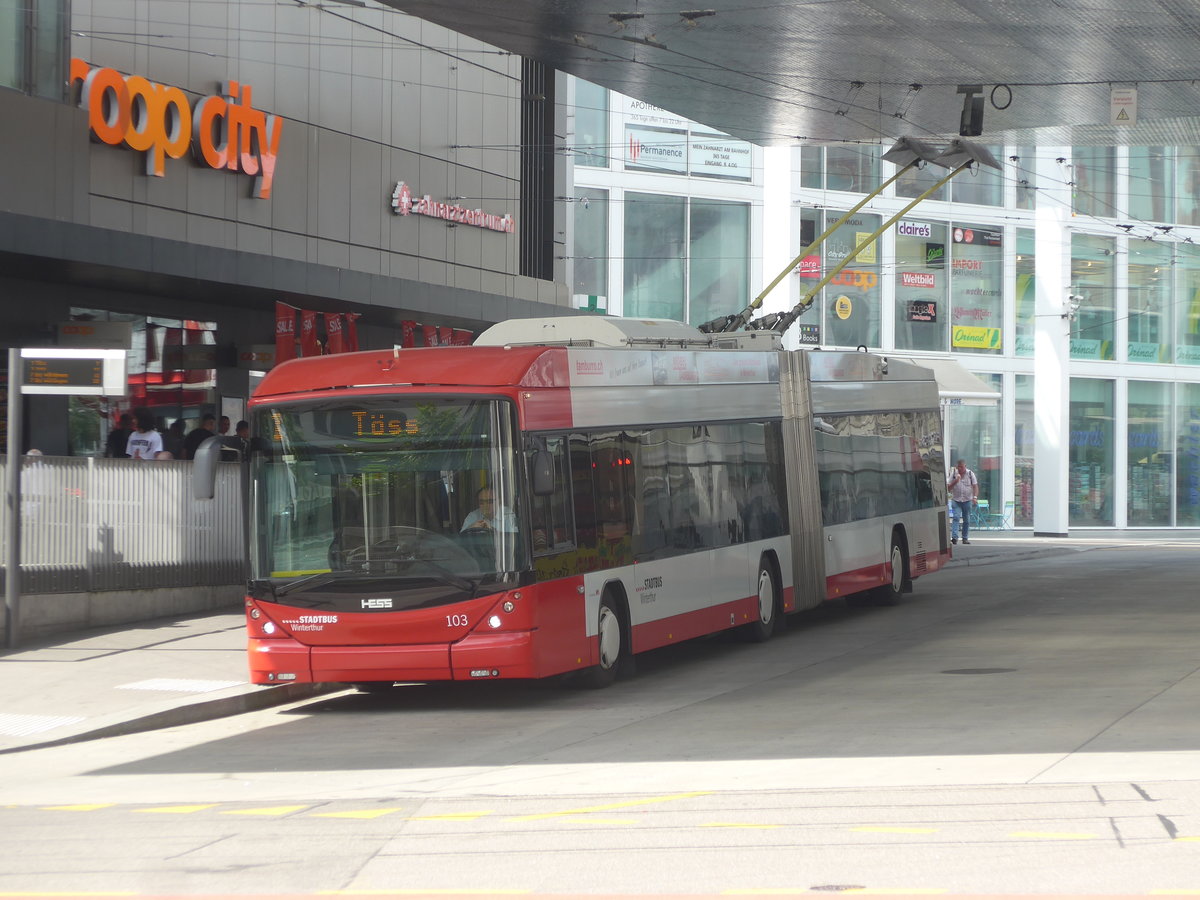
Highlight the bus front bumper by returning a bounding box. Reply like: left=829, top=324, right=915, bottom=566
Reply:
left=248, top=631, right=539, bottom=685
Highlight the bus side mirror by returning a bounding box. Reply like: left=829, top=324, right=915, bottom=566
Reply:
left=192, top=435, right=223, bottom=500
left=531, top=449, right=554, bottom=497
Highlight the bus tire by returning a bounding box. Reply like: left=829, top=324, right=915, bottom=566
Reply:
left=579, top=591, right=627, bottom=689
left=742, top=555, right=780, bottom=642
left=874, top=532, right=908, bottom=606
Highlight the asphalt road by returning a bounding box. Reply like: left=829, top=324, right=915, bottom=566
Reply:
left=2, top=540, right=1199, bottom=897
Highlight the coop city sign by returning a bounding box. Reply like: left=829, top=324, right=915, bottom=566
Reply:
left=70, top=58, right=283, bottom=199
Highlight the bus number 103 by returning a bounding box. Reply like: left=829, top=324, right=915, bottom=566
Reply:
left=446, top=614, right=470, bottom=627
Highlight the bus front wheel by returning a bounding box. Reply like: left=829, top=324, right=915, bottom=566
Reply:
left=579, top=592, right=627, bottom=688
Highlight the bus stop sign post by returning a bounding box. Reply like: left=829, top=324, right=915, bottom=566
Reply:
left=5, top=348, right=22, bottom=649
left=4, top=347, right=126, bottom=648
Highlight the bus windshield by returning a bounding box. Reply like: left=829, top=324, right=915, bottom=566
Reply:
left=249, top=397, right=525, bottom=603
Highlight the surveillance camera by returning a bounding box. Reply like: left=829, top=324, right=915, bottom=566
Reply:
left=581, top=197, right=590, bottom=210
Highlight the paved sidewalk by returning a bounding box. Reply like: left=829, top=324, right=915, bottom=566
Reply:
left=0, top=529, right=1194, bottom=754
left=0, top=608, right=338, bottom=755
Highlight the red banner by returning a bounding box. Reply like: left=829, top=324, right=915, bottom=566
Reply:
left=438, top=326, right=454, bottom=346
left=324, top=313, right=344, bottom=354
left=422, top=324, right=439, bottom=346
left=344, top=313, right=360, bottom=351
left=400, top=320, right=417, bottom=348
left=299, top=309, right=320, bottom=357
left=275, top=302, right=297, bottom=363
left=451, top=328, right=473, bottom=346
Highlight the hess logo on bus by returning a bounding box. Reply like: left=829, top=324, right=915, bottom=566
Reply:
left=70, top=58, right=283, bottom=199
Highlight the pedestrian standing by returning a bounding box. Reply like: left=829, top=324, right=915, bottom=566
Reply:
left=948, top=458, right=979, bottom=544
left=126, top=408, right=164, bottom=461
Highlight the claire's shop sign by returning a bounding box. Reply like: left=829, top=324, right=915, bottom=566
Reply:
left=390, top=182, right=514, bottom=233
left=69, top=58, right=282, bottom=199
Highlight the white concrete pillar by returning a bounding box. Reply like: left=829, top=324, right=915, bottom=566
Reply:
left=761, top=146, right=793, bottom=341
left=1033, top=149, right=1072, bottom=535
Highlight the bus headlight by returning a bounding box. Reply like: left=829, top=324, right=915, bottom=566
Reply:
left=488, top=615, right=502, bottom=629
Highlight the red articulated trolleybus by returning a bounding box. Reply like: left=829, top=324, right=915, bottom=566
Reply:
left=234, top=316, right=949, bottom=689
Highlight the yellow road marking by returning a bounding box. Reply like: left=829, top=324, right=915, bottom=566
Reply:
left=1151, top=892, right=1200, bottom=895
left=311, top=807, right=404, bottom=819
left=702, top=822, right=783, bottom=829
left=408, top=811, right=494, bottom=821
left=133, top=804, right=218, bottom=814
left=845, top=890, right=949, bottom=895
left=851, top=826, right=939, bottom=834
left=1009, top=830, right=1098, bottom=840
left=509, top=790, right=710, bottom=821
left=1173, top=836, right=1200, bottom=842
left=221, top=805, right=310, bottom=816
left=318, top=892, right=530, bottom=896
left=39, top=804, right=116, bottom=812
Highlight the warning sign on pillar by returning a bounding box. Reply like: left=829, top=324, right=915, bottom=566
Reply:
left=1110, top=88, right=1137, bottom=126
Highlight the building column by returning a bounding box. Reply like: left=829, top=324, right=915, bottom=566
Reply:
left=1033, top=149, right=1072, bottom=536
left=761, top=146, right=793, bottom=342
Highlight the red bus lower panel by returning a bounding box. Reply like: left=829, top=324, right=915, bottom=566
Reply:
left=451, top=631, right=537, bottom=680
left=308, top=643, right=452, bottom=684
left=248, top=638, right=313, bottom=684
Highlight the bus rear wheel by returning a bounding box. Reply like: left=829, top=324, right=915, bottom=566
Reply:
left=579, top=592, right=626, bottom=689
left=742, top=556, right=780, bottom=642
left=873, top=534, right=907, bottom=606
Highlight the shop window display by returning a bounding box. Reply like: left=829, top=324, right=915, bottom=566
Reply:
left=950, top=222, right=1003, bottom=355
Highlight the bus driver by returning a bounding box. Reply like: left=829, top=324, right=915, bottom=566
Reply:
left=460, top=487, right=517, bottom=534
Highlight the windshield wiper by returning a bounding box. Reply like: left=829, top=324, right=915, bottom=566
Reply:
left=274, top=571, right=355, bottom=597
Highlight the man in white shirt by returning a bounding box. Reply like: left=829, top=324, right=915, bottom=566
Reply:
left=948, top=458, right=979, bottom=544
left=460, top=487, right=517, bottom=534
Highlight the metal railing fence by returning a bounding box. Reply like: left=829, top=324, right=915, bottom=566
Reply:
left=1, top=455, right=245, bottom=593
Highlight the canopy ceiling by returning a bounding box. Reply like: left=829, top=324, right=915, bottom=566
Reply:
left=379, top=0, right=1200, bottom=147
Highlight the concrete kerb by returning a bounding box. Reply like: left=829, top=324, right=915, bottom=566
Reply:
left=0, top=681, right=344, bottom=756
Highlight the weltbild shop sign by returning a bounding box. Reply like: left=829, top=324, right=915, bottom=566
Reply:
left=70, top=58, right=282, bottom=199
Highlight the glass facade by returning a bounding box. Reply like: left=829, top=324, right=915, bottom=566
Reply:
left=822, top=210, right=882, bottom=348
left=1127, top=240, right=1172, bottom=363
left=1072, top=146, right=1116, bottom=218
left=1178, top=242, right=1200, bottom=366
left=624, top=193, right=686, bottom=320
left=1178, top=383, right=1200, bottom=526
left=1128, top=147, right=1172, bottom=223
left=574, top=79, right=609, bottom=168
left=1015, top=228, right=1035, bottom=357
left=950, top=221, right=1004, bottom=354
left=689, top=199, right=749, bottom=326
left=893, top=219, right=947, bottom=351
left=1014, top=374, right=1035, bottom=527
left=572, top=189, right=608, bottom=303
left=1127, top=380, right=1171, bottom=526
left=1071, top=234, right=1116, bottom=361
left=950, top=145, right=1004, bottom=206
left=0, top=0, right=66, bottom=98
left=1069, top=378, right=1115, bottom=527
left=572, top=79, right=1200, bottom=529
left=947, top=373, right=1002, bottom=514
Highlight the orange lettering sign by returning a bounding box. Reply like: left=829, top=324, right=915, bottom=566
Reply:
left=71, top=59, right=282, bottom=199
